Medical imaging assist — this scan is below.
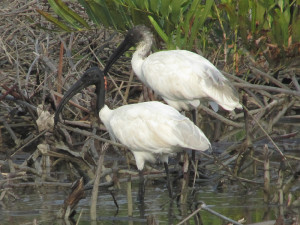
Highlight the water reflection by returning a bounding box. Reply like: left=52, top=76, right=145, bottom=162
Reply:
left=0, top=180, right=279, bottom=225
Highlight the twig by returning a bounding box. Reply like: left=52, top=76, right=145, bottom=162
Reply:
left=127, top=176, right=133, bottom=216
left=214, top=3, right=227, bottom=65
left=283, top=164, right=300, bottom=194
left=25, top=38, right=39, bottom=90
left=0, top=160, right=57, bottom=182
left=177, top=202, right=243, bottom=225
left=0, top=84, right=20, bottom=100
left=14, top=36, right=21, bottom=91
left=89, top=45, right=127, bottom=104
left=200, top=202, right=243, bottom=225
left=198, top=105, right=244, bottom=128
left=40, top=55, right=58, bottom=73
left=234, top=82, right=300, bottom=97
left=194, top=149, right=249, bottom=188
left=52, top=91, right=90, bottom=113
left=244, top=88, right=264, bottom=107
left=58, top=123, right=126, bottom=148
left=63, top=119, right=106, bottom=130
left=11, top=130, right=47, bottom=158
left=268, top=98, right=296, bottom=131
left=123, top=70, right=134, bottom=105
left=76, top=209, right=84, bottom=225
left=249, top=66, right=290, bottom=90
left=59, top=35, right=75, bottom=69
left=222, top=71, right=249, bottom=84
left=0, top=0, right=37, bottom=16
left=0, top=117, right=20, bottom=146
left=57, top=41, right=64, bottom=96
left=57, top=178, right=85, bottom=219
left=291, top=74, right=300, bottom=91
left=180, top=152, right=189, bottom=204
left=90, top=143, right=109, bottom=221
left=0, top=94, right=37, bottom=111
left=263, top=144, right=270, bottom=203
left=84, top=172, right=167, bottom=191
left=232, top=97, right=285, bottom=120
left=243, top=105, right=291, bottom=170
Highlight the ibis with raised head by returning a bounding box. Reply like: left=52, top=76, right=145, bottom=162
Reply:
left=54, top=67, right=211, bottom=199
left=104, top=25, right=242, bottom=122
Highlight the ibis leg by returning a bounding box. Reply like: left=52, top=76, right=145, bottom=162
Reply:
left=138, top=170, right=145, bottom=203
left=191, top=109, right=197, bottom=162
left=191, top=108, right=197, bottom=125
left=164, top=162, right=173, bottom=198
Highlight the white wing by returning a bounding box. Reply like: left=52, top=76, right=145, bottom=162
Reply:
left=141, top=50, right=241, bottom=111
left=99, top=102, right=210, bottom=170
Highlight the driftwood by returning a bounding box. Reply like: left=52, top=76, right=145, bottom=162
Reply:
left=57, top=177, right=85, bottom=219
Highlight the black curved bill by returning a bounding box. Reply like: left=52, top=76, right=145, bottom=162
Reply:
left=54, top=67, right=104, bottom=125
left=104, top=39, right=133, bottom=74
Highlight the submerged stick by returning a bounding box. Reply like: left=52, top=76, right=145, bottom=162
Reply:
left=90, top=143, right=109, bottom=220
left=242, top=105, right=292, bottom=171
left=127, top=176, right=133, bottom=217
left=278, top=163, right=284, bottom=216
left=57, top=178, right=85, bottom=219
left=177, top=202, right=243, bottom=225
left=233, top=95, right=252, bottom=176
left=180, top=152, right=189, bottom=204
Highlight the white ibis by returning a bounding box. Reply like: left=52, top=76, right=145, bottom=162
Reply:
left=54, top=67, right=211, bottom=199
left=104, top=25, right=242, bottom=123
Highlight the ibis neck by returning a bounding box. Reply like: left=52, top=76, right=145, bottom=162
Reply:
left=99, top=105, right=112, bottom=127
left=131, top=39, right=152, bottom=80
left=95, top=77, right=105, bottom=113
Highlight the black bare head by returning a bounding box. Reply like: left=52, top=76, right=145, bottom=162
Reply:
left=125, top=25, right=153, bottom=46
left=104, top=25, right=153, bottom=74
left=54, top=67, right=105, bottom=125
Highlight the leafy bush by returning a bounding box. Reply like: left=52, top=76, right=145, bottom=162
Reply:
left=37, top=0, right=299, bottom=62
left=220, top=0, right=300, bottom=60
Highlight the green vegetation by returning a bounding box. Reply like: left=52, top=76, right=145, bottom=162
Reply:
left=37, top=0, right=215, bottom=50
left=37, top=0, right=299, bottom=65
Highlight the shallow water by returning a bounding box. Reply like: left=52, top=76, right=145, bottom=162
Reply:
left=1, top=124, right=299, bottom=224
left=0, top=179, right=280, bottom=225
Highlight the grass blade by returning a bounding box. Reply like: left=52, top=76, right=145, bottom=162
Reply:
left=54, top=0, right=90, bottom=28
left=48, top=0, right=83, bottom=30
left=36, top=9, right=73, bottom=32
left=148, top=15, right=168, bottom=43
left=160, top=0, right=171, bottom=17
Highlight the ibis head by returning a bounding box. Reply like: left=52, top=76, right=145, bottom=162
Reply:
left=54, top=67, right=105, bottom=125
left=104, top=25, right=153, bottom=74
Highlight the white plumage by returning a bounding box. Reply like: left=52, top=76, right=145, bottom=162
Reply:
left=54, top=67, right=211, bottom=172
left=139, top=50, right=241, bottom=111
left=100, top=101, right=211, bottom=170
left=104, top=25, right=242, bottom=112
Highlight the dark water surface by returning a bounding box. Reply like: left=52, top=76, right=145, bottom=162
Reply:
left=0, top=180, right=280, bottom=225
left=1, top=124, right=299, bottom=224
